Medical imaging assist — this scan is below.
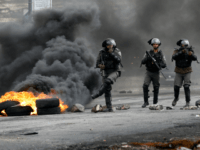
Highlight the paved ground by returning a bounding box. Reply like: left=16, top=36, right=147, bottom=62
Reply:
left=0, top=86, right=200, bottom=150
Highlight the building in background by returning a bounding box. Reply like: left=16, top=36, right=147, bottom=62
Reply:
left=0, top=0, right=63, bottom=22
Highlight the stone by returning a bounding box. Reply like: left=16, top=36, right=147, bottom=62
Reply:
left=116, top=104, right=130, bottom=110
left=166, top=106, right=173, bottom=110
left=149, top=105, right=163, bottom=110
left=91, top=104, right=103, bottom=113
left=180, top=106, right=198, bottom=110
left=195, top=100, right=200, bottom=107
left=71, top=104, right=85, bottom=112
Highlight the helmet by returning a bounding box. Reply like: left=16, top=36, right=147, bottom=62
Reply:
left=177, top=39, right=190, bottom=47
left=148, top=38, right=161, bottom=45
left=102, top=38, right=117, bottom=48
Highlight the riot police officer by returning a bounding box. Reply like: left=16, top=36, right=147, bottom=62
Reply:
left=172, top=39, right=197, bottom=107
left=91, top=38, right=122, bottom=112
left=141, top=38, right=167, bottom=108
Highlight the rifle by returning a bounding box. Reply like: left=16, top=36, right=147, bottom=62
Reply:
left=146, top=51, right=167, bottom=79
left=177, top=46, right=200, bottom=64
left=100, top=52, right=106, bottom=77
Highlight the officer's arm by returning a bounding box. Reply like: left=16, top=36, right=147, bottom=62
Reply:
left=160, top=54, right=167, bottom=68
left=172, top=50, right=181, bottom=60
left=141, top=53, right=148, bottom=64
left=109, top=51, right=121, bottom=63
left=190, top=52, right=197, bottom=61
left=96, top=52, right=102, bottom=68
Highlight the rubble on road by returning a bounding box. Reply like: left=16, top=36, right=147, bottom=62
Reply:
left=91, top=105, right=116, bottom=113
left=91, top=104, right=103, bottom=113
left=180, top=106, right=198, bottom=110
left=166, top=106, right=174, bottom=110
left=195, top=100, right=200, bottom=107
left=149, top=104, right=163, bottom=110
left=116, top=104, right=130, bottom=110
left=71, top=104, right=85, bottom=112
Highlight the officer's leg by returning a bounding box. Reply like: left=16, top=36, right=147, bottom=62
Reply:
left=104, top=83, right=112, bottom=111
left=172, top=73, right=183, bottom=106
left=103, top=72, right=119, bottom=112
left=152, top=72, right=160, bottom=105
left=183, top=73, right=191, bottom=107
left=91, top=78, right=112, bottom=99
left=142, top=71, right=151, bottom=108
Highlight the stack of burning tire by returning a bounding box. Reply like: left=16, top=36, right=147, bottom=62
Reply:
left=0, top=101, right=33, bottom=116
left=36, top=98, right=61, bottom=115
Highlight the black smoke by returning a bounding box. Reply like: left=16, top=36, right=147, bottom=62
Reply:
left=0, top=4, right=101, bottom=107
left=88, top=0, right=200, bottom=76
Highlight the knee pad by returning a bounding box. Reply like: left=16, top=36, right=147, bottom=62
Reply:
left=174, top=85, right=180, bottom=89
left=143, top=84, right=149, bottom=92
left=104, top=78, right=113, bottom=85
left=183, top=84, right=190, bottom=89
left=153, top=86, right=159, bottom=92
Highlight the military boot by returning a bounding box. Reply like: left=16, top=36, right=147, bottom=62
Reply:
left=183, top=85, right=190, bottom=107
left=153, top=86, right=159, bottom=105
left=142, top=85, right=149, bottom=108
left=102, top=97, right=113, bottom=112
left=172, top=86, right=180, bottom=106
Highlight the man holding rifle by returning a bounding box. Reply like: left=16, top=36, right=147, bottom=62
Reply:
left=91, top=38, right=122, bottom=112
left=141, top=38, right=167, bottom=108
left=171, top=39, right=197, bottom=107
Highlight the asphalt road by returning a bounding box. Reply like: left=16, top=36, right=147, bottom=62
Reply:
left=0, top=87, right=200, bottom=150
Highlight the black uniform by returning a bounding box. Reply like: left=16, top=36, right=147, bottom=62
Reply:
left=92, top=46, right=122, bottom=111
left=141, top=50, right=166, bottom=105
left=172, top=45, right=197, bottom=106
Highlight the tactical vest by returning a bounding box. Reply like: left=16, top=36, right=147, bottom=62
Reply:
left=146, top=50, right=164, bottom=72
left=175, top=48, right=194, bottom=68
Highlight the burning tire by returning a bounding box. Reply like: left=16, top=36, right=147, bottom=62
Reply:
left=0, top=101, right=20, bottom=112
left=5, top=106, right=33, bottom=116
left=37, top=107, right=61, bottom=115
left=36, top=98, right=60, bottom=109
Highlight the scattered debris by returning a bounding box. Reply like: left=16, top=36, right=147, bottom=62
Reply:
left=5, top=106, right=33, bottom=116
left=180, top=106, right=198, bottom=110
left=149, top=105, right=163, bottom=110
left=119, top=90, right=126, bottom=93
left=177, top=147, right=192, bottom=150
left=36, top=98, right=60, bottom=109
left=127, top=91, right=132, bottom=93
left=71, top=104, right=85, bottom=112
left=195, top=100, right=200, bottom=107
left=37, top=107, right=61, bottom=115
left=21, top=132, right=38, bottom=135
left=116, top=104, right=130, bottom=110
left=91, top=105, right=115, bottom=113
left=130, top=139, right=200, bottom=150
left=91, top=104, right=102, bottom=113
left=166, top=106, right=173, bottom=110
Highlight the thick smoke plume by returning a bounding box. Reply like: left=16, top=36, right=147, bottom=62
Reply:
left=0, top=3, right=101, bottom=107
left=88, top=0, right=200, bottom=76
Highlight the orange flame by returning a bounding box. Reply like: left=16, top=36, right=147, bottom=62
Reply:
left=0, top=90, right=68, bottom=116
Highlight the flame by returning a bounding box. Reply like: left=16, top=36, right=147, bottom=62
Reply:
left=0, top=90, right=68, bottom=116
